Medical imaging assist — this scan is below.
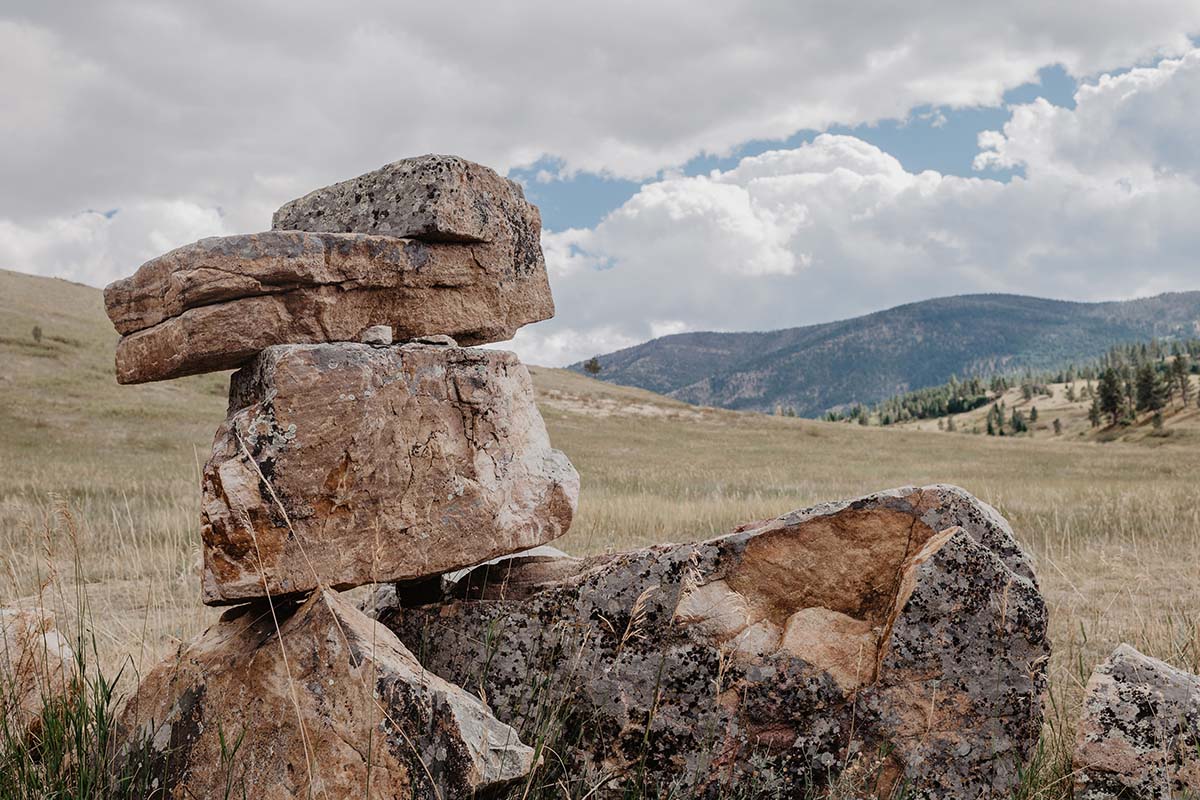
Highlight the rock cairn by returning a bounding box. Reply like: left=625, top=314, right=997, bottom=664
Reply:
left=103, top=155, right=578, bottom=799
left=102, top=155, right=1051, bottom=799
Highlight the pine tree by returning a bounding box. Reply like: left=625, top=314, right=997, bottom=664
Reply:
left=1029, top=406, right=1039, bottom=423
left=1053, top=418, right=1063, bottom=435
left=1172, top=355, right=1190, bottom=406
left=1135, top=363, right=1168, bottom=413
left=1098, top=368, right=1123, bottom=426
left=1088, top=397, right=1102, bottom=428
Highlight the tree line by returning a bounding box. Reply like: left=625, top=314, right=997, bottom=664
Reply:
left=809, top=338, right=1200, bottom=432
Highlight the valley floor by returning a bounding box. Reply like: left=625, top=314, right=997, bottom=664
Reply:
left=2, top=269, right=1199, bottom=796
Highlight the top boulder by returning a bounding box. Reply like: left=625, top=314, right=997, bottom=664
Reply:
left=273, top=154, right=536, bottom=249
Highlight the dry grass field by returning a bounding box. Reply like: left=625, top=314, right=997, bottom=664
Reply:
left=3, top=267, right=1199, bottom=796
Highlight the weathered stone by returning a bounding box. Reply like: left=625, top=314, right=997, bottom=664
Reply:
left=1, top=607, right=77, bottom=736
left=120, top=589, right=534, bottom=799
left=200, top=342, right=578, bottom=605
left=373, top=485, right=1049, bottom=798
left=410, top=334, right=457, bottom=347
left=104, top=230, right=553, bottom=384
left=361, top=324, right=393, bottom=346
left=272, top=155, right=539, bottom=250
left=1073, top=644, right=1200, bottom=799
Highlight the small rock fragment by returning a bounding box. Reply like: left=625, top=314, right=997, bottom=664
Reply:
left=1, top=607, right=77, bottom=737
left=1073, top=644, right=1200, bottom=799
left=360, top=324, right=393, bottom=346
left=410, top=334, right=457, bottom=347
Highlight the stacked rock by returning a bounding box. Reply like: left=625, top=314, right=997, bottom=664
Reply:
left=103, top=156, right=579, bottom=799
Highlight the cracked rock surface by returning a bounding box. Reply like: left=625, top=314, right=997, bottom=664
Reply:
left=119, top=588, right=534, bottom=800
left=200, top=341, right=578, bottom=605
left=104, top=228, right=553, bottom=384
left=1073, top=644, right=1200, bottom=799
left=373, top=484, right=1049, bottom=798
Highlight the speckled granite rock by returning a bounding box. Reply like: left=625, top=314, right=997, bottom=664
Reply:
left=120, top=589, right=534, bottom=799
left=104, top=229, right=553, bottom=384
left=272, top=155, right=540, bottom=251
left=1073, top=644, right=1200, bottom=799
left=373, top=484, right=1049, bottom=798
left=1, top=607, right=77, bottom=737
left=200, top=342, right=578, bottom=605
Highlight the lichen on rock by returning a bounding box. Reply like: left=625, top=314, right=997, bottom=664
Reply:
left=373, top=484, right=1050, bottom=798
left=1073, top=643, right=1200, bottom=799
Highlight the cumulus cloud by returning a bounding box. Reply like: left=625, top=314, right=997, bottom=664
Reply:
left=2, top=2, right=1199, bottom=362
left=2, top=3, right=1198, bottom=222
left=521, top=48, right=1200, bottom=365
left=0, top=202, right=227, bottom=286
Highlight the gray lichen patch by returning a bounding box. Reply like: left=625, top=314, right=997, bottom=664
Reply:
left=374, top=484, right=1050, bottom=798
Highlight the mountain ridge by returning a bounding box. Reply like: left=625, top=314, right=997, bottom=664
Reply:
left=572, top=291, right=1200, bottom=415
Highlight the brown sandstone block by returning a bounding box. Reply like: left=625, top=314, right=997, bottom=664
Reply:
left=104, top=230, right=553, bottom=384
left=200, top=342, right=578, bottom=605
left=120, top=589, right=534, bottom=799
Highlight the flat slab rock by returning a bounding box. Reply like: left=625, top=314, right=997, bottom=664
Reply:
left=120, top=589, right=534, bottom=799
left=1073, top=644, right=1200, bottom=799
left=104, top=228, right=552, bottom=384
left=200, top=342, right=578, bottom=605
left=374, top=484, right=1050, bottom=799
left=272, top=154, right=538, bottom=247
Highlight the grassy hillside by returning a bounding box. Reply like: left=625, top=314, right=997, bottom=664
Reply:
left=892, top=376, right=1200, bottom=443
left=1, top=268, right=1199, bottom=797
left=576, top=292, right=1200, bottom=415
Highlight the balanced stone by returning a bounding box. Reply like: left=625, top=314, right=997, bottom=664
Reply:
left=200, top=341, right=578, bottom=605
left=120, top=589, right=534, bottom=799
left=272, top=154, right=539, bottom=247
left=105, top=229, right=553, bottom=384
left=373, top=485, right=1049, bottom=798
left=1073, top=644, right=1200, bottom=799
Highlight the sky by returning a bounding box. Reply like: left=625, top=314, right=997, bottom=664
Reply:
left=2, top=3, right=1199, bottom=367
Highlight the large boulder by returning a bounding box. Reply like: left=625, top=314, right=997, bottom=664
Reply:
left=1073, top=644, right=1200, bottom=799
left=200, top=341, right=578, bottom=605
left=1, top=607, right=77, bottom=736
left=272, top=154, right=539, bottom=250
left=104, top=229, right=553, bottom=384
left=120, top=589, right=535, bottom=799
left=374, top=485, right=1049, bottom=799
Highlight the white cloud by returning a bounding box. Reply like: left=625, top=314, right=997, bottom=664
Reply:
left=2, top=2, right=1198, bottom=224
left=0, top=202, right=227, bottom=286
left=520, top=48, right=1200, bottom=365
left=2, top=2, right=1198, bottom=358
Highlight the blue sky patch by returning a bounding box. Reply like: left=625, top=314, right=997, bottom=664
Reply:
left=511, top=65, right=1079, bottom=232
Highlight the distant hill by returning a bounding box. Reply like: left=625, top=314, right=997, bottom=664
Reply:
left=572, top=293, right=1200, bottom=415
